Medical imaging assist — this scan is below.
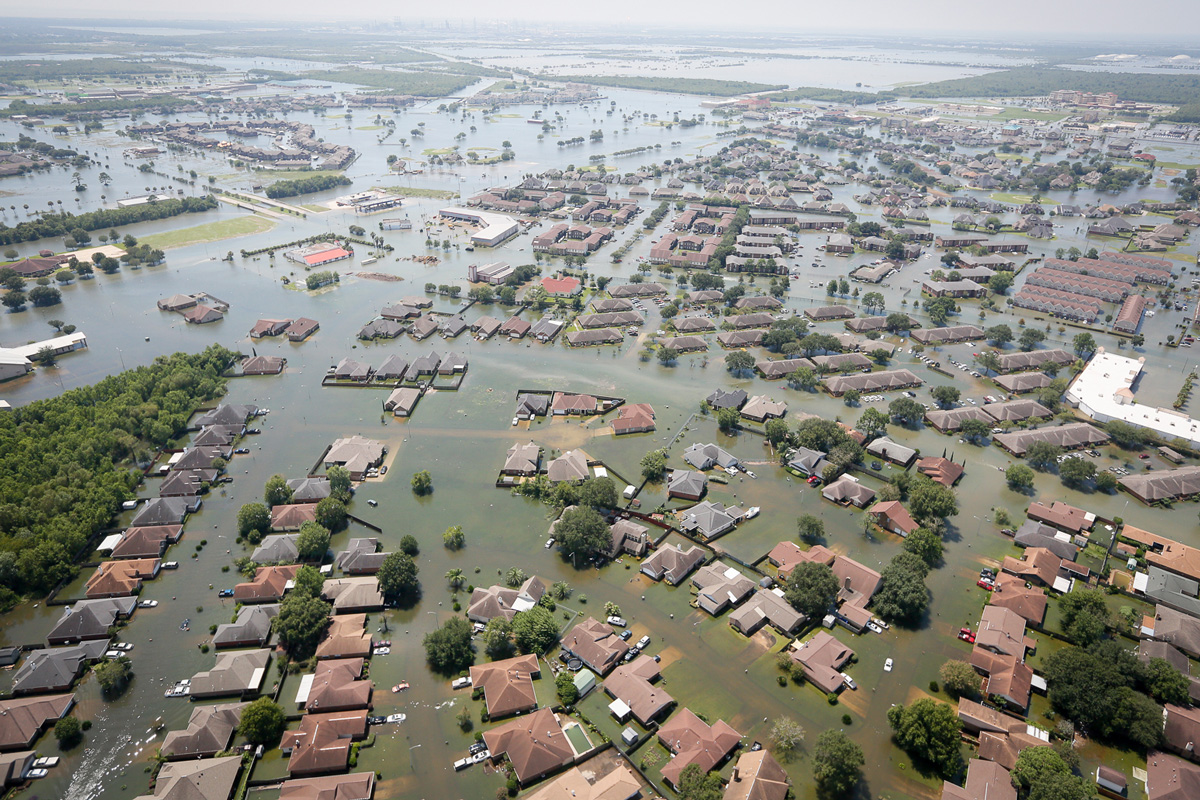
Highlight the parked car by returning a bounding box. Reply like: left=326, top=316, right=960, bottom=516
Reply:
left=884, top=658, right=894, bottom=672
left=607, top=616, right=627, bottom=627
left=636, top=635, right=651, bottom=649
left=620, top=629, right=633, bottom=641
left=841, top=673, right=857, bottom=690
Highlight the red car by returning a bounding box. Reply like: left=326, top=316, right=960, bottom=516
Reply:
left=806, top=475, right=822, bottom=486
left=1139, top=454, right=1150, bottom=460
left=977, top=579, right=995, bottom=590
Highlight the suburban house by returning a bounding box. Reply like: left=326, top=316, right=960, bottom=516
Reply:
left=667, top=470, right=708, bottom=501
left=321, top=578, right=384, bottom=613
left=658, top=708, right=742, bottom=789
left=160, top=703, right=246, bottom=760
left=562, top=617, right=629, bottom=675
left=691, top=563, right=756, bottom=615
left=483, top=707, right=574, bottom=786
left=869, top=500, right=919, bottom=536
left=11, top=640, right=109, bottom=695
left=724, top=750, right=790, bottom=800
left=683, top=442, right=739, bottom=471
left=790, top=632, right=854, bottom=693
left=467, top=577, right=547, bottom=624
left=281, top=709, right=369, bottom=776
left=132, top=756, right=241, bottom=800
left=610, top=519, right=650, bottom=558
left=315, top=614, right=373, bottom=661
left=0, top=694, right=75, bottom=751
left=189, top=648, right=272, bottom=699
left=235, top=565, right=301, bottom=604
left=469, top=654, right=541, bottom=719
left=85, top=558, right=161, bottom=598
left=821, top=475, right=876, bottom=508
left=604, top=655, right=674, bottom=726
left=729, top=588, right=805, bottom=637
left=213, top=605, right=279, bottom=649
left=297, top=659, right=372, bottom=713
left=642, top=543, right=707, bottom=584
left=46, top=597, right=136, bottom=645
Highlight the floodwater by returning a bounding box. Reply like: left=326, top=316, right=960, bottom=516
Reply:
left=0, top=46, right=1198, bottom=800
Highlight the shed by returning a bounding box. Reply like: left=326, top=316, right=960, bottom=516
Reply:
left=1096, top=766, right=1127, bottom=795
left=608, top=697, right=632, bottom=722
left=572, top=669, right=597, bottom=700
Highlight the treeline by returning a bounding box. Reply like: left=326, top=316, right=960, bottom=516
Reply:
left=899, top=67, right=1200, bottom=105
left=0, top=345, right=237, bottom=607
left=0, top=58, right=216, bottom=85
left=264, top=174, right=351, bottom=199
left=1, top=96, right=198, bottom=120
left=1, top=133, right=79, bottom=160
left=1167, top=102, right=1200, bottom=123
left=560, top=75, right=787, bottom=97
left=766, top=87, right=894, bottom=105
left=0, top=195, right=217, bottom=246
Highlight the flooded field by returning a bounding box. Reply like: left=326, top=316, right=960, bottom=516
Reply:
left=1, top=29, right=1199, bottom=800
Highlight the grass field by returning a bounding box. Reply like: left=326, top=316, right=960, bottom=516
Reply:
left=989, top=192, right=1042, bottom=204
left=139, top=215, right=276, bottom=250
left=251, top=169, right=344, bottom=182
left=378, top=186, right=458, bottom=200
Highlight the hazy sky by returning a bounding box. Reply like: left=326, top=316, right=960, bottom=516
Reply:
left=12, top=1, right=1200, bottom=40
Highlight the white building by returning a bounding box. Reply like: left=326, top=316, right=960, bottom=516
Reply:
left=439, top=207, right=519, bottom=247
left=1065, top=349, right=1200, bottom=446
left=0, top=349, right=33, bottom=381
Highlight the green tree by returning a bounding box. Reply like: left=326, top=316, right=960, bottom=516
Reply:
left=843, top=389, right=862, bottom=406
left=1142, top=656, right=1191, bottom=706
left=960, top=418, right=992, bottom=442
left=720, top=352, right=748, bottom=374
left=1011, top=747, right=1094, bottom=800
left=657, top=346, right=679, bottom=366
left=237, top=502, right=270, bottom=541
left=399, top=535, right=420, bottom=556
left=797, top=514, right=825, bottom=545
left=445, top=568, right=465, bottom=590
left=54, top=715, right=83, bottom=749
left=676, top=763, right=724, bottom=800
left=1103, top=419, right=1147, bottom=450
left=903, top=527, right=944, bottom=567
left=314, top=497, right=347, bottom=531
left=885, top=312, right=914, bottom=333
left=788, top=366, right=818, bottom=391
left=1073, top=332, right=1097, bottom=358
left=641, top=449, right=668, bottom=482
left=1059, top=457, right=1096, bottom=488
left=1025, top=441, right=1064, bottom=470
left=327, top=464, right=352, bottom=500
left=770, top=717, right=805, bottom=761
left=423, top=616, right=475, bottom=674
left=94, top=659, right=132, bottom=694
left=443, top=524, right=466, bottom=550
left=886, top=698, right=963, bottom=778
left=482, top=618, right=514, bottom=660
left=939, top=659, right=981, bottom=698
left=784, top=562, right=839, bottom=620
left=862, top=291, right=885, bottom=313
left=274, top=592, right=332, bottom=660
left=931, top=385, right=961, bottom=408
left=556, top=670, right=580, bottom=705
left=264, top=474, right=292, bottom=507
left=1095, top=471, right=1119, bottom=493
left=1018, top=328, right=1046, bottom=351
left=874, top=554, right=930, bottom=626
left=985, top=324, right=1013, bottom=346
left=1005, top=463, right=1036, bottom=491
left=988, top=271, right=1014, bottom=294
left=716, top=407, right=740, bottom=433
left=765, top=418, right=790, bottom=445
left=857, top=407, right=889, bottom=439
left=887, top=397, right=925, bottom=426
left=812, top=730, right=864, bottom=798
left=295, top=521, right=331, bottom=562
left=291, top=565, right=325, bottom=599
left=28, top=285, right=61, bottom=307
left=377, top=552, right=420, bottom=599
left=908, top=475, right=958, bottom=522
left=555, top=505, right=611, bottom=564
left=578, top=477, right=617, bottom=509
left=512, top=606, right=560, bottom=653
left=412, top=469, right=433, bottom=495
left=239, top=698, right=286, bottom=746
left=1059, top=589, right=1110, bottom=646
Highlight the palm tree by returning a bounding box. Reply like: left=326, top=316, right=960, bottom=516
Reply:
left=445, top=569, right=465, bottom=590
left=504, top=567, right=526, bottom=588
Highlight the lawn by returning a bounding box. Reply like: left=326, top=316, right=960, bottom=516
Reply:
left=252, top=168, right=345, bottom=181
left=378, top=185, right=458, bottom=200
left=138, top=215, right=276, bottom=250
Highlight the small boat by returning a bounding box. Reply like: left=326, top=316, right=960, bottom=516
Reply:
left=180, top=619, right=190, bottom=631
left=746, top=507, right=760, bottom=519
left=391, top=681, right=410, bottom=693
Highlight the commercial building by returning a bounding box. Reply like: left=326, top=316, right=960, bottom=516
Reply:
left=439, top=207, right=519, bottom=247
left=1066, top=349, right=1200, bottom=447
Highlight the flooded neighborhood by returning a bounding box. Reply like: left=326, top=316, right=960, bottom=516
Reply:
left=2, top=13, right=1200, bottom=800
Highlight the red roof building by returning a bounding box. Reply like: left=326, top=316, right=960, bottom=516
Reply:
left=541, top=276, right=582, bottom=297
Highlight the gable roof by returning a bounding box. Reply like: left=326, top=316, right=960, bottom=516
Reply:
left=483, top=707, right=574, bottom=784
left=562, top=617, right=629, bottom=675
left=658, top=707, right=742, bottom=787
left=469, top=654, right=540, bottom=718
left=133, top=755, right=241, bottom=800
left=12, top=640, right=108, bottom=694
left=213, top=604, right=279, bottom=649
left=0, top=694, right=75, bottom=750
left=161, top=702, right=246, bottom=759
left=190, top=648, right=271, bottom=698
